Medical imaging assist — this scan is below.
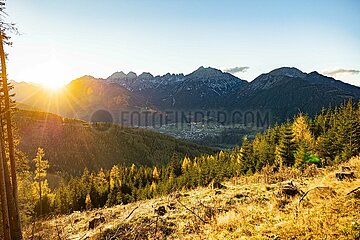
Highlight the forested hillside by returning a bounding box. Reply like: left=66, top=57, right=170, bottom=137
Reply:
left=13, top=110, right=213, bottom=175
left=21, top=100, right=359, bottom=219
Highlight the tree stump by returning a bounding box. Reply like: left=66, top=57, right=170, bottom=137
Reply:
left=208, top=180, right=226, bottom=189
left=88, top=215, right=105, bottom=230
left=280, top=181, right=300, bottom=196
left=155, top=206, right=167, bottom=216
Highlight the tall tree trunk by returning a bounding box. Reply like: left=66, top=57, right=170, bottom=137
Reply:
left=0, top=30, right=22, bottom=239
left=0, top=135, right=11, bottom=239
left=0, top=116, right=16, bottom=237
left=39, top=181, right=42, bottom=217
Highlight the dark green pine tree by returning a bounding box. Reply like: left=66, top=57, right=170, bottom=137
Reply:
left=238, top=137, right=254, bottom=174
left=337, top=99, right=360, bottom=160
left=276, top=122, right=296, bottom=167
left=313, top=106, right=332, bottom=138
left=316, top=130, right=338, bottom=164
left=168, top=153, right=182, bottom=179
left=253, top=134, right=275, bottom=171
left=354, top=101, right=360, bottom=154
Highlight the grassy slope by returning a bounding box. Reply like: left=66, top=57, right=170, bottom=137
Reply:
left=26, top=156, right=360, bottom=239
left=14, top=109, right=213, bottom=175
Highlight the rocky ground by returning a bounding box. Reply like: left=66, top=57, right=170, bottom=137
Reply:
left=25, top=156, right=360, bottom=240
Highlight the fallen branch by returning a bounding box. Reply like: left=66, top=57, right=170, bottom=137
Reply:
left=298, top=186, right=331, bottom=204
left=347, top=186, right=360, bottom=195
left=176, top=198, right=207, bottom=224
left=109, top=205, right=140, bottom=240
left=125, top=206, right=139, bottom=220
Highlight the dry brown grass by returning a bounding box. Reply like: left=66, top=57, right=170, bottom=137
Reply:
left=23, top=156, right=360, bottom=239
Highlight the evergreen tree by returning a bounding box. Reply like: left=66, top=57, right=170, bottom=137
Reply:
left=32, top=148, right=50, bottom=216
left=276, top=123, right=296, bottom=167
left=90, top=169, right=108, bottom=208
left=252, top=134, right=275, bottom=171
left=168, top=153, right=182, bottom=179
left=108, top=165, right=122, bottom=205
left=337, top=100, right=360, bottom=160
left=54, top=181, right=71, bottom=214
left=294, top=141, right=311, bottom=169
left=238, top=137, right=254, bottom=174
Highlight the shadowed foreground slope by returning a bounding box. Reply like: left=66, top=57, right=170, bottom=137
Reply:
left=26, top=156, right=360, bottom=239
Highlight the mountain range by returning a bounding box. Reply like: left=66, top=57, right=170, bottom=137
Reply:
left=12, top=66, right=360, bottom=171
left=12, top=66, right=360, bottom=124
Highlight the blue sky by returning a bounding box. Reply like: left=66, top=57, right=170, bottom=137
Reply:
left=3, top=0, right=360, bottom=87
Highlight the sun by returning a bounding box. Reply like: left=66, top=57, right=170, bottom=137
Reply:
left=38, top=76, right=68, bottom=91
left=41, top=78, right=66, bottom=90
left=32, top=56, right=72, bottom=90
